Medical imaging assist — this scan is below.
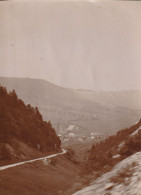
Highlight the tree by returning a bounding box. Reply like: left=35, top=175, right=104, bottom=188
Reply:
left=35, top=107, right=42, bottom=120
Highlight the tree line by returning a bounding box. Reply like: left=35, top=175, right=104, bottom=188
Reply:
left=0, top=85, right=61, bottom=155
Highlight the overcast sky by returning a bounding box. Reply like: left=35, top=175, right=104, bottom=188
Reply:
left=0, top=0, right=141, bottom=91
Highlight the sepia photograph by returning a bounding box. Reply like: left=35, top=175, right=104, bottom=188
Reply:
left=0, top=0, right=141, bottom=194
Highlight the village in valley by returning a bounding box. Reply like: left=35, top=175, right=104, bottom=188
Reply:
left=56, top=124, right=108, bottom=145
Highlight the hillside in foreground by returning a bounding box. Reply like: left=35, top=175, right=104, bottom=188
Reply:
left=0, top=85, right=61, bottom=166
left=74, top=152, right=141, bottom=195
left=72, top=119, right=141, bottom=194
left=88, top=118, right=141, bottom=171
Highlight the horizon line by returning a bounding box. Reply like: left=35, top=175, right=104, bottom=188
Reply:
left=0, top=75, right=141, bottom=92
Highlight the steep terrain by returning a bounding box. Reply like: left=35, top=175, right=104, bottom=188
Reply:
left=73, top=152, right=141, bottom=195
left=0, top=138, right=91, bottom=195
left=0, top=85, right=61, bottom=166
left=0, top=154, right=81, bottom=195
left=1, top=93, right=141, bottom=195
left=72, top=119, right=141, bottom=194
left=0, top=77, right=141, bottom=141
left=88, top=119, right=141, bottom=168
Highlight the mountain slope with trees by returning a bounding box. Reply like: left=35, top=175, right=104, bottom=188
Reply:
left=73, top=119, right=141, bottom=194
left=0, top=85, right=61, bottom=165
left=87, top=119, right=141, bottom=172
left=70, top=119, right=141, bottom=194
left=0, top=77, right=141, bottom=137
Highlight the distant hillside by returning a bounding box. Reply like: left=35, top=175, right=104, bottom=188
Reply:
left=75, top=89, right=141, bottom=110
left=0, top=77, right=141, bottom=137
left=0, top=85, right=61, bottom=165
left=0, top=77, right=104, bottom=111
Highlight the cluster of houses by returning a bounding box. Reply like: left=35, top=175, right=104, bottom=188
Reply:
left=57, top=124, right=105, bottom=143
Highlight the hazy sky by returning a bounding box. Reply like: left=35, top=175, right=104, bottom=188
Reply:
left=0, top=0, right=141, bottom=91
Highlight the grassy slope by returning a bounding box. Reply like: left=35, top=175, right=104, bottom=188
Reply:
left=0, top=155, right=80, bottom=195
left=0, top=140, right=95, bottom=195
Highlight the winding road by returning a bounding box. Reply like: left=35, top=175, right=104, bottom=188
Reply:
left=0, top=149, right=66, bottom=171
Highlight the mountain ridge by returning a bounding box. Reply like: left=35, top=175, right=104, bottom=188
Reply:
left=0, top=77, right=141, bottom=138
left=1, top=76, right=141, bottom=93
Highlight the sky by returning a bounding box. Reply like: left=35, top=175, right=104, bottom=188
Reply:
left=0, top=0, right=141, bottom=91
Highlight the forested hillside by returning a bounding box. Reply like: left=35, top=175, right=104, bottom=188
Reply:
left=0, top=77, right=141, bottom=137
left=0, top=85, right=61, bottom=164
left=88, top=119, right=141, bottom=172
left=73, top=120, right=141, bottom=195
